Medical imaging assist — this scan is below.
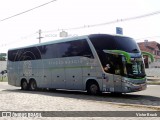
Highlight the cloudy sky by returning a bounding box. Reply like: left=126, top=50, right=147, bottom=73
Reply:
left=0, top=0, right=160, bottom=52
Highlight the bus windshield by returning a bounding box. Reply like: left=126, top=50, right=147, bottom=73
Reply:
left=125, top=59, right=146, bottom=78
left=102, top=52, right=146, bottom=78
left=89, top=34, right=140, bottom=53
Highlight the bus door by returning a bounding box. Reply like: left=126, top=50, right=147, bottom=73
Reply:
left=103, top=53, right=123, bottom=92
left=112, top=55, right=124, bottom=92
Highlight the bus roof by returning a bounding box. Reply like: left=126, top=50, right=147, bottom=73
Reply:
left=8, top=34, right=131, bottom=51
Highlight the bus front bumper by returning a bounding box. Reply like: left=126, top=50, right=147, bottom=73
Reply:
left=121, top=78, right=147, bottom=93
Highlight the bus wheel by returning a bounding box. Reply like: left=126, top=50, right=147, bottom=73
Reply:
left=21, top=80, right=28, bottom=90
left=29, top=80, right=37, bottom=91
left=87, top=82, right=100, bottom=95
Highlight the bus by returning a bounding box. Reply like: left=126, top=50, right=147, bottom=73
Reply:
left=7, top=34, right=147, bottom=95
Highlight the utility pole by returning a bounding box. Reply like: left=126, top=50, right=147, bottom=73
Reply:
left=37, top=29, right=43, bottom=43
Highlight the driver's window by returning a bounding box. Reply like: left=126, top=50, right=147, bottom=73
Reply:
left=104, top=54, right=123, bottom=75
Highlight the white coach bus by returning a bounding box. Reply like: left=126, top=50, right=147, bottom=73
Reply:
left=7, top=34, right=147, bottom=94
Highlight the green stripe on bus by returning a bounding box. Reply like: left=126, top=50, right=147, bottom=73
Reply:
left=104, top=50, right=131, bottom=63
left=142, top=51, right=154, bottom=62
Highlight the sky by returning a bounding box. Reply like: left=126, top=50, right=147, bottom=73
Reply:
left=0, top=0, right=160, bottom=53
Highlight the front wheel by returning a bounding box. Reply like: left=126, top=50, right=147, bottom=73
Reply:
left=87, top=82, right=100, bottom=95
left=29, top=80, right=37, bottom=91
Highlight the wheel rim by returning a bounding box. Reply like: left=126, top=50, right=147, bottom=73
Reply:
left=22, top=81, right=28, bottom=90
left=90, top=84, right=98, bottom=94
left=30, top=81, right=36, bottom=90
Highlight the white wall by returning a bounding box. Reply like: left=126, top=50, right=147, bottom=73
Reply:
left=145, top=68, right=160, bottom=77
left=0, top=61, right=7, bottom=72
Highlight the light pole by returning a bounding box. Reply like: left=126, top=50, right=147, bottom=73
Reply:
left=37, top=29, right=43, bottom=43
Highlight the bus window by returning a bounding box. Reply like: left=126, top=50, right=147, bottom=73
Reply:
left=56, top=39, right=94, bottom=58
left=103, top=53, right=124, bottom=75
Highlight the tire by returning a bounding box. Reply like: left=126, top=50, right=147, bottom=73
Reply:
left=29, top=80, right=37, bottom=91
left=87, top=82, right=100, bottom=95
left=21, top=80, right=28, bottom=90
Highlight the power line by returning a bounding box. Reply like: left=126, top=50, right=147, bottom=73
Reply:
left=1, top=9, right=160, bottom=47
left=123, top=10, right=160, bottom=21
left=0, top=0, right=57, bottom=22
left=43, top=10, right=160, bottom=33
left=0, top=32, right=37, bottom=47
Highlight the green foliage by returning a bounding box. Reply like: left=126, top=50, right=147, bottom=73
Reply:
left=0, top=57, right=6, bottom=61
left=0, top=76, right=8, bottom=82
left=0, top=53, right=7, bottom=61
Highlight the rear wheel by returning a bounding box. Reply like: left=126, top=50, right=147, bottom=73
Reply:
left=21, top=80, right=28, bottom=90
left=87, top=82, right=100, bottom=95
left=29, top=80, right=37, bottom=91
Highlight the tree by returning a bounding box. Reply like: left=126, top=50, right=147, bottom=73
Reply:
left=0, top=53, right=6, bottom=61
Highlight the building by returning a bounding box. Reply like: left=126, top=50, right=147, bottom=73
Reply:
left=138, top=40, right=160, bottom=68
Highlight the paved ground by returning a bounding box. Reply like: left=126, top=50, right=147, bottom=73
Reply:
left=0, top=82, right=159, bottom=120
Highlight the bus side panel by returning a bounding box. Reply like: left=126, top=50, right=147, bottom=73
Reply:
left=65, top=58, right=83, bottom=90
left=7, top=62, right=17, bottom=86
left=82, top=58, right=101, bottom=90
left=52, top=68, right=66, bottom=89
left=41, top=68, right=51, bottom=88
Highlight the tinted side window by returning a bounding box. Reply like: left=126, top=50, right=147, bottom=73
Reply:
left=8, top=49, right=25, bottom=61
left=39, top=44, right=57, bottom=59
left=89, top=35, right=116, bottom=51
left=78, top=39, right=94, bottom=58
left=56, top=42, right=70, bottom=57
left=8, top=50, right=18, bottom=61
left=56, top=39, right=94, bottom=58
left=8, top=39, right=94, bottom=61
left=8, top=47, right=42, bottom=61
left=21, top=47, right=41, bottom=61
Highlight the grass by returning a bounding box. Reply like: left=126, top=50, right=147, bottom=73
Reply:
left=0, top=76, right=8, bottom=82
